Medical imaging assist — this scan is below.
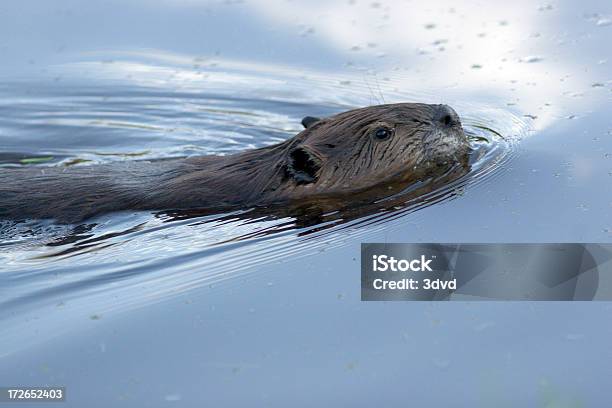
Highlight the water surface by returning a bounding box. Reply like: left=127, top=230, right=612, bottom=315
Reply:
left=1, top=0, right=611, bottom=406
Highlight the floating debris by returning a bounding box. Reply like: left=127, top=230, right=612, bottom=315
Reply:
left=519, top=55, right=543, bottom=63
left=537, top=4, right=553, bottom=11
left=299, top=26, right=315, bottom=36
left=94, top=150, right=150, bottom=157
left=62, top=158, right=92, bottom=166
left=585, top=13, right=612, bottom=27
left=19, top=156, right=54, bottom=165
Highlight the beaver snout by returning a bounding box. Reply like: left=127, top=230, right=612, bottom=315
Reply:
left=423, top=105, right=469, bottom=167
left=433, top=104, right=461, bottom=128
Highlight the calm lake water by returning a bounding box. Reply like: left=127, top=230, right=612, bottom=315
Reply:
left=1, top=0, right=612, bottom=406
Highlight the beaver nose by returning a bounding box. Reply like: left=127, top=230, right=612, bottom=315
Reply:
left=434, top=105, right=461, bottom=128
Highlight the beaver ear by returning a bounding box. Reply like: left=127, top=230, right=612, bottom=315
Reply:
left=301, top=116, right=321, bottom=129
left=287, top=146, right=321, bottom=184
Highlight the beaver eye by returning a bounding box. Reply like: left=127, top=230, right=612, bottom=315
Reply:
left=373, top=127, right=393, bottom=141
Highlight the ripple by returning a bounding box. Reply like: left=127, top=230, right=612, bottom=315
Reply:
left=0, top=54, right=529, bottom=318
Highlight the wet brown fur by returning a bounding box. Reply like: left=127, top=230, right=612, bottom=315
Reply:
left=0, top=103, right=470, bottom=223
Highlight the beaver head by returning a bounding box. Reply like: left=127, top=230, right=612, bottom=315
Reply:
left=283, top=103, right=470, bottom=196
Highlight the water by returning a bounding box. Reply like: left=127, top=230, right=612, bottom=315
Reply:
left=1, top=0, right=612, bottom=406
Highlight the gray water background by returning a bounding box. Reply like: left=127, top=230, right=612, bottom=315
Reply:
left=1, top=0, right=612, bottom=406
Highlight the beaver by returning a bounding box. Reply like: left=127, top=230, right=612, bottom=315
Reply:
left=0, top=103, right=470, bottom=224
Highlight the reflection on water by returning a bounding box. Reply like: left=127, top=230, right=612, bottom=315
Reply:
left=0, top=53, right=529, bottom=319
left=0, top=0, right=611, bottom=405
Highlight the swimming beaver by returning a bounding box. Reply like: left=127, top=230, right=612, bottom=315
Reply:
left=0, top=103, right=470, bottom=223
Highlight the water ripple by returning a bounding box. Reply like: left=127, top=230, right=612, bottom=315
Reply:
left=0, top=54, right=530, bottom=318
